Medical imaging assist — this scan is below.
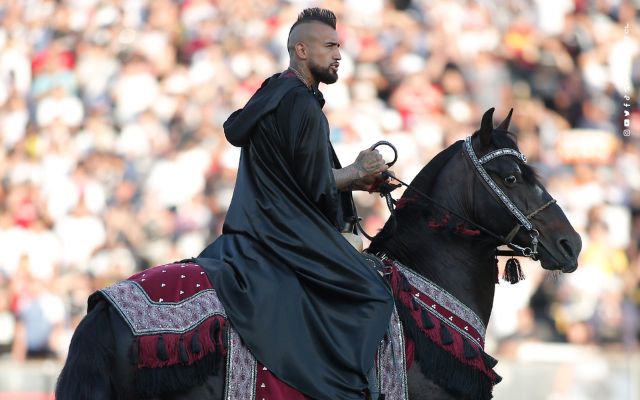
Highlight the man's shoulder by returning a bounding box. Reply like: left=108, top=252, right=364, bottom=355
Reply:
left=281, top=89, right=313, bottom=106
left=279, top=84, right=321, bottom=113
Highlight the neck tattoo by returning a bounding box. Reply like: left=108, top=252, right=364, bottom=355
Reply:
left=288, top=66, right=313, bottom=91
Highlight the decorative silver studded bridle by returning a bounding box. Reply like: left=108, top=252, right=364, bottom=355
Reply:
left=355, top=138, right=557, bottom=261
left=463, top=136, right=556, bottom=260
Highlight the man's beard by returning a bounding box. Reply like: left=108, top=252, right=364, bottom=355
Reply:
left=309, top=61, right=338, bottom=84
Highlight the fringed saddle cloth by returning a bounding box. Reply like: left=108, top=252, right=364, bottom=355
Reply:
left=97, top=259, right=500, bottom=400
left=383, top=258, right=502, bottom=400
left=97, top=260, right=409, bottom=399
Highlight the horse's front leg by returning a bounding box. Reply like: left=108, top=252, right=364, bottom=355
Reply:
left=407, top=360, right=466, bottom=400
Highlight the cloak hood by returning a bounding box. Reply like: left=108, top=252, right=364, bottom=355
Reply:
left=223, top=73, right=306, bottom=147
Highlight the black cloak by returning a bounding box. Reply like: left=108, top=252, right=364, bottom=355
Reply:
left=197, top=72, right=393, bottom=400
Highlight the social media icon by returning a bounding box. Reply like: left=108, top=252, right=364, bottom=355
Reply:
left=624, top=119, right=630, bottom=127
left=624, top=103, right=631, bottom=107
left=623, top=129, right=631, bottom=136
left=624, top=111, right=630, bottom=116
left=625, top=95, right=631, bottom=101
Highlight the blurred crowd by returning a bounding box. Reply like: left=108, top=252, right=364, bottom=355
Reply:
left=0, top=0, right=638, bottom=364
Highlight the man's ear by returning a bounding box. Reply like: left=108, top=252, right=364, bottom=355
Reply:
left=295, top=42, right=308, bottom=60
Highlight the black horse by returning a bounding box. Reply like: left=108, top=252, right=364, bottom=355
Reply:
left=56, top=109, right=581, bottom=400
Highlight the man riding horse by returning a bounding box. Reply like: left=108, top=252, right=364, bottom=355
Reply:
left=56, top=7, right=582, bottom=400
left=197, top=8, right=394, bottom=400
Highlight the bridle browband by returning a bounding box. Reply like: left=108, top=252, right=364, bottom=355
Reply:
left=358, top=137, right=556, bottom=260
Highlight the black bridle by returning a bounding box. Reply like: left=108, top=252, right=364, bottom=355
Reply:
left=353, top=139, right=556, bottom=260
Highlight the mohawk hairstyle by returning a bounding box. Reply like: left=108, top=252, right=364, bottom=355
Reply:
left=289, top=8, right=337, bottom=35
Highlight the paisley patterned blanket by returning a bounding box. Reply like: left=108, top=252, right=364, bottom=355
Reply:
left=94, top=258, right=499, bottom=399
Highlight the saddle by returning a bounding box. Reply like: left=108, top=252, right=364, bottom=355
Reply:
left=95, top=258, right=499, bottom=399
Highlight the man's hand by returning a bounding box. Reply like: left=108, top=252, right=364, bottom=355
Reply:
left=333, top=146, right=390, bottom=192
left=352, top=148, right=388, bottom=178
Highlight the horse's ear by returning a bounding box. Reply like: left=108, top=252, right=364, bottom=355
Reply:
left=479, top=108, right=494, bottom=147
left=496, top=108, right=513, bottom=131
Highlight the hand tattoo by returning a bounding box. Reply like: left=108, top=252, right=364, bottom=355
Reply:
left=333, top=148, right=388, bottom=191
left=353, top=149, right=386, bottom=178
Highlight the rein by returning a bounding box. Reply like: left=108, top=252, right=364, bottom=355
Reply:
left=354, top=137, right=556, bottom=261
left=350, top=141, right=400, bottom=242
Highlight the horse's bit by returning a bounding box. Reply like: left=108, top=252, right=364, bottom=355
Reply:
left=463, top=136, right=556, bottom=260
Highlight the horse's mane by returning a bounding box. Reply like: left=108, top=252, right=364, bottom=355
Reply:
left=397, top=128, right=533, bottom=206
left=369, top=129, right=541, bottom=249
left=401, top=140, right=464, bottom=201
left=368, top=140, right=464, bottom=250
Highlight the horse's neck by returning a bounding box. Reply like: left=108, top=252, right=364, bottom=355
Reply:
left=380, top=231, right=497, bottom=326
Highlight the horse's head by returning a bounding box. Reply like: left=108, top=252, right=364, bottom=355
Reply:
left=370, top=108, right=581, bottom=280
left=459, top=108, right=581, bottom=273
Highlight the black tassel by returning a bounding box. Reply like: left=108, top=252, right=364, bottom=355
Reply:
left=135, top=352, right=220, bottom=398
left=401, top=277, right=412, bottom=292
left=215, top=324, right=228, bottom=370
left=179, top=335, right=189, bottom=363
left=210, top=319, right=221, bottom=370
left=494, top=258, right=500, bottom=284
left=157, top=335, right=169, bottom=361
left=130, top=337, right=139, bottom=365
left=211, top=319, right=224, bottom=371
left=481, top=352, right=498, bottom=369
left=191, top=331, right=202, bottom=354
left=439, top=323, right=453, bottom=345
left=503, top=258, right=525, bottom=284
left=210, top=319, right=220, bottom=346
left=411, top=298, right=420, bottom=311
left=421, top=309, right=434, bottom=329
left=463, top=339, right=477, bottom=359
left=222, top=324, right=229, bottom=348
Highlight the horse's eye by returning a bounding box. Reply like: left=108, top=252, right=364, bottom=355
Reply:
left=504, top=175, right=517, bottom=186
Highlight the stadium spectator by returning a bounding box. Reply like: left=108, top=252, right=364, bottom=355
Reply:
left=0, top=0, right=637, bottom=365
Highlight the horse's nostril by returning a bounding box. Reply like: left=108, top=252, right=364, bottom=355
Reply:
left=558, top=238, right=575, bottom=258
